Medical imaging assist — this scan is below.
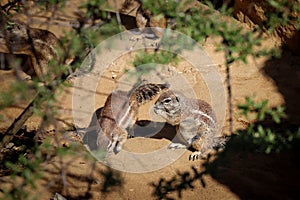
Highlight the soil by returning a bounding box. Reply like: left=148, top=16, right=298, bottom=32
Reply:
left=0, top=1, right=300, bottom=200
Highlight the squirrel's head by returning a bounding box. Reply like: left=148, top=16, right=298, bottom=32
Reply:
left=154, top=90, right=181, bottom=124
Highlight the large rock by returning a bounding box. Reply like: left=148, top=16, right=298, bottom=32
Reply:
left=233, top=0, right=300, bottom=55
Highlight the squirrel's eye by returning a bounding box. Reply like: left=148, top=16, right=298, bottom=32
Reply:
left=163, top=98, right=172, bottom=103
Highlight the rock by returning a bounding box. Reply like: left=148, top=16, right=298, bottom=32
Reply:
left=53, top=193, right=67, bottom=200
left=233, top=0, right=300, bottom=55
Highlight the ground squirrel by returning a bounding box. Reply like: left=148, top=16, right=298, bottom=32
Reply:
left=154, top=90, right=227, bottom=160
left=96, top=82, right=169, bottom=154
left=0, top=13, right=59, bottom=82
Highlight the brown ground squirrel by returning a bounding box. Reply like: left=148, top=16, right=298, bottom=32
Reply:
left=0, top=14, right=59, bottom=82
left=154, top=90, right=227, bottom=160
left=96, top=82, right=169, bottom=154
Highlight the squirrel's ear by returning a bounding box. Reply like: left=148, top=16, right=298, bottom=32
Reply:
left=163, top=83, right=170, bottom=89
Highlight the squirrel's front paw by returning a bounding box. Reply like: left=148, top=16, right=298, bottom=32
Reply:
left=189, top=151, right=207, bottom=161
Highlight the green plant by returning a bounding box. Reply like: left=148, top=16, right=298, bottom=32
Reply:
left=2, top=144, right=44, bottom=200
left=265, top=0, right=300, bottom=32
left=129, top=50, right=178, bottom=80
left=81, top=0, right=112, bottom=21
left=238, top=97, right=286, bottom=123
left=238, top=97, right=300, bottom=153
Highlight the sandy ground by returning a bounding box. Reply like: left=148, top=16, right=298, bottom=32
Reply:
left=1, top=1, right=300, bottom=199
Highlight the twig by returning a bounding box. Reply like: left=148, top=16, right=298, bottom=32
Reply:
left=0, top=92, right=39, bottom=149
left=113, top=0, right=123, bottom=39
left=224, top=45, right=233, bottom=135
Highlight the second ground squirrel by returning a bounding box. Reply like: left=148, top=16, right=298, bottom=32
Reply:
left=96, top=82, right=169, bottom=154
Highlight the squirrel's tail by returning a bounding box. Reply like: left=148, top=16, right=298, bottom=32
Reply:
left=130, top=82, right=170, bottom=105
